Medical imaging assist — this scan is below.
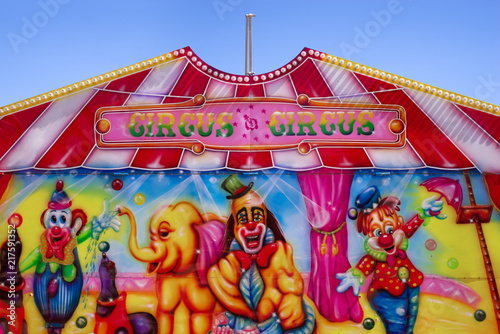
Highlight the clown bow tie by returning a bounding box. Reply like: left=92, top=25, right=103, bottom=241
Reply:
left=234, top=243, right=278, bottom=271
left=387, top=249, right=407, bottom=268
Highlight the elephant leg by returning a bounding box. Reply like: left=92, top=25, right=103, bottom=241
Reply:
left=157, top=312, right=174, bottom=334
left=190, top=312, right=213, bottom=334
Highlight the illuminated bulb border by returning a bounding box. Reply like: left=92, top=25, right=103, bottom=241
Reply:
left=1, top=47, right=498, bottom=116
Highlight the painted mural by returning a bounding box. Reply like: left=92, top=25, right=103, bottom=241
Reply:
left=0, top=169, right=499, bottom=334
left=1, top=46, right=500, bottom=334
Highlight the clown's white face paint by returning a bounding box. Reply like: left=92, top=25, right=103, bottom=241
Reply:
left=232, top=191, right=267, bottom=254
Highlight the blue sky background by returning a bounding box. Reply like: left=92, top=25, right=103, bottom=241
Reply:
left=0, top=0, right=499, bottom=107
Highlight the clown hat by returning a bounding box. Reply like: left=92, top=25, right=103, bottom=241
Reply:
left=48, top=180, right=72, bottom=210
left=355, top=185, right=381, bottom=212
left=221, top=174, right=253, bottom=199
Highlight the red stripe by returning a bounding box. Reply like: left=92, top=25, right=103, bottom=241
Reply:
left=354, top=72, right=397, bottom=92
left=318, top=148, right=372, bottom=168
left=236, top=84, right=265, bottom=97
left=161, top=96, right=193, bottom=104
left=227, top=152, right=273, bottom=169
left=169, top=63, right=210, bottom=97
left=289, top=59, right=332, bottom=97
left=455, top=105, right=500, bottom=144
left=36, top=91, right=130, bottom=168
left=0, top=102, right=50, bottom=159
left=374, top=90, right=473, bottom=168
left=131, top=148, right=183, bottom=169
left=105, top=69, right=152, bottom=92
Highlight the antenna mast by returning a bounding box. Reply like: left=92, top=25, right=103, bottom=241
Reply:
left=245, top=13, right=256, bottom=76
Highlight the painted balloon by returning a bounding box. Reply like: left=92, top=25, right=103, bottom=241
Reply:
left=425, top=239, right=437, bottom=251
left=98, top=241, right=110, bottom=253
left=363, top=318, right=375, bottom=330
left=76, top=316, right=87, bottom=328
left=112, top=179, right=123, bottom=191
left=447, top=257, right=459, bottom=269
left=134, top=193, right=146, bottom=205
left=348, top=207, right=358, bottom=220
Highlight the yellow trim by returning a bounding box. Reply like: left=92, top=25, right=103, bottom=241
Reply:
left=1, top=47, right=499, bottom=116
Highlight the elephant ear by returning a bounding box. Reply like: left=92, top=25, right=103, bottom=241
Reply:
left=193, top=220, right=225, bottom=286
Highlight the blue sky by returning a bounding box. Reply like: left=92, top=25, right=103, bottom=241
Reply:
left=0, top=0, right=499, bottom=107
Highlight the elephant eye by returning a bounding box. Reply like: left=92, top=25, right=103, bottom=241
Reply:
left=159, top=229, right=170, bottom=238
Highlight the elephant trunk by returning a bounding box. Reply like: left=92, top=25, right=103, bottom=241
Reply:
left=117, top=206, right=164, bottom=264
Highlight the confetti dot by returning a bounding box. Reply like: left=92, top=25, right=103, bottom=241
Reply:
left=425, top=239, right=437, bottom=251
left=447, top=258, right=459, bottom=269
left=76, top=316, right=87, bottom=328
left=134, top=193, right=146, bottom=205
left=363, top=318, right=375, bottom=330
left=111, top=179, right=123, bottom=191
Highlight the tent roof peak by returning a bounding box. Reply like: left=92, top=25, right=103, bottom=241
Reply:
left=1, top=46, right=499, bottom=117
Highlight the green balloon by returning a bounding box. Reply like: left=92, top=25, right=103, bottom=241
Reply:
left=474, top=309, right=486, bottom=322
left=447, top=258, right=459, bottom=269
left=363, top=318, right=375, bottom=330
left=98, top=241, right=110, bottom=253
left=76, top=316, right=87, bottom=328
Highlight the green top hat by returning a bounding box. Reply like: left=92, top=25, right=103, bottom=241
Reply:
left=221, top=174, right=254, bottom=199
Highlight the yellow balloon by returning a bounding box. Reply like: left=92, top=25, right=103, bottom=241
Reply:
left=134, top=193, right=146, bottom=205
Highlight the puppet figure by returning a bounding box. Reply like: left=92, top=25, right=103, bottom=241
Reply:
left=336, top=186, right=446, bottom=334
left=208, top=175, right=315, bottom=334
left=19, top=180, right=120, bottom=334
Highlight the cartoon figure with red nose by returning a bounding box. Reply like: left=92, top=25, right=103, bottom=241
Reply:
left=336, top=186, right=446, bottom=334
left=19, top=180, right=120, bottom=334
left=208, top=175, right=315, bottom=334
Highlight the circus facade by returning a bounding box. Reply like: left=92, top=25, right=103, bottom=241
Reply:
left=0, top=46, right=500, bottom=334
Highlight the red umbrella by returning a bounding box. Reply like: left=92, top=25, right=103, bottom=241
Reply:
left=420, top=177, right=463, bottom=213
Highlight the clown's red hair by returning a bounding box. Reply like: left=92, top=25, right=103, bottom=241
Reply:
left=357, top=196, right=401, bottom=235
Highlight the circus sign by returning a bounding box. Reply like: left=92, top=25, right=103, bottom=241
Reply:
left=95, top=95, right=406, bottom=154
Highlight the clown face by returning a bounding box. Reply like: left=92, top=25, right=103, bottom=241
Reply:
left=231, top=191, right=267, bottom=254
left=366, top=211, right=405, bottom=255
left=43, top=209, right=78, bottom=255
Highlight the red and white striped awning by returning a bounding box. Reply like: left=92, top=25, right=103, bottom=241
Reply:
left=1, top=47, right=499, bottom=172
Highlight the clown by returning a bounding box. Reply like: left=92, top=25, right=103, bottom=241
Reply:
left=208, top=175, right=315, bottom=334
left=19, top=180, right=120, bottom=334
left=336, top=186, right=446, bottom=334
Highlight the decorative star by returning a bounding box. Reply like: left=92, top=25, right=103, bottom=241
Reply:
left=265, top=120, right=270, bottom=125
left=249, top=104, right=254, bottom=109
left=243, top=134, right=247, bottom=138
left=254, top=136, right=258, bottom=141
left=261, top=109, right=266, bottom=114
left=265, top=134, right=270, bottom=139
left=233, top=122, right=238, bottom=127
left=236, top=108, right=241, bottom=113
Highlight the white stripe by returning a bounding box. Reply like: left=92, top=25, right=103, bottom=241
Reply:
left=136, top=58, right=187, bottom=95
left=406, top=90, right=500, bottom=172
left=365, top=144, right=425, bottom=169
left=315, top=60, right=366, bottom=97
left=180, top=149, right=227, bottom=170
left=264, top=76, right=296, bottom=98
left=84, top=147, right=137, bottom=169
left=0, top=89, right=96, bottom=170
left=272, top=148, right=322, bottom=170
left=205, top=79, right=236, bottom=99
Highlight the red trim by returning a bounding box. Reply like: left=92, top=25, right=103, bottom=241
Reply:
left=289, top=59, right=333, bottom=97
left=169, top=63, right=210, bottom=97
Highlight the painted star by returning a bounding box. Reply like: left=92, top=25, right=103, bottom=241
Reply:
left=242, top=134, right=247, bottom=138
left=254, top=136, right=258, bottom=141
left=233, top=122, right=238, bottom=127
left=261, top=109, right=266, bottom=114
left=236, top=108, right=241, bottom=113
left=265, top=134, right=270, bottom=139
left=249, top=104, right=254, bottom=109
left=265, top=120, right=270, bottom=125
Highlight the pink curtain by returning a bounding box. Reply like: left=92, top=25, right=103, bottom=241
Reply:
left=297, top=169, right=363, bottom=323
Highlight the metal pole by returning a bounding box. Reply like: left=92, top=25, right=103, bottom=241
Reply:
left=245, top=15, right=248, bottom=75
left=245, top=13, right=256, bottom=76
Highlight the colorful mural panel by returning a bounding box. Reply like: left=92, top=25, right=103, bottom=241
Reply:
left=0, top=169, right=499, bottom=333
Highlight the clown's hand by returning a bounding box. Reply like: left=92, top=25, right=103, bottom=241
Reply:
left=336, top=268, right=365, bottom=296
left=421, top=196, right=447, bottom=221
left=92, top=200, right=121, bottom=240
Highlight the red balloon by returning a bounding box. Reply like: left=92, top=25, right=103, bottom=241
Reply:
left=8, top=213, right=22, bottom=228
left=111, top=179, right=123, bottom=191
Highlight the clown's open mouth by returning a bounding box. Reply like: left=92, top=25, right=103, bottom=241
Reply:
left=384, top=245, right=395, bottom=253
left=51, top=236, right=63, bottom=247
left=245, top=235, right=260, bottom=248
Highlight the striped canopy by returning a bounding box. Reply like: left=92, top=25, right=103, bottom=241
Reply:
left=1, top=47, right=499, bottom=172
